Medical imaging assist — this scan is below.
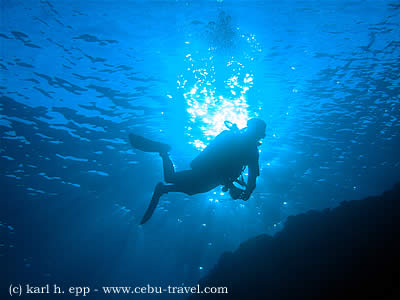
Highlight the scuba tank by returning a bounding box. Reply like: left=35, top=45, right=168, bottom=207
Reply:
left=190, top=120, right=249, bottom=198
left=190, top=120, right=240, bottom=170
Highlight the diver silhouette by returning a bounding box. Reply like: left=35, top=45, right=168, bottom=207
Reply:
left=207, top=11, right=236, bottom=49
left=129, top=118, right=266, bottom=224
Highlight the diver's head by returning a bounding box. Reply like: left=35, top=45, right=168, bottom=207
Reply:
left=246, top=118, right=266, bottom=141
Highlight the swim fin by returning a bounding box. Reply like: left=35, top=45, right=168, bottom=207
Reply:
left=129, top=133, right=171, bottom=153
left=140, top=182, right=164, bottom=225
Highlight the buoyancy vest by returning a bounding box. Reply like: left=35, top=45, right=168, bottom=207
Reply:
left=190, top=123, right=258, bottom=184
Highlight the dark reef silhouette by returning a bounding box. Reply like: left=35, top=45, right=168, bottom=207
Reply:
left=190, top=183, right=399, bottom=299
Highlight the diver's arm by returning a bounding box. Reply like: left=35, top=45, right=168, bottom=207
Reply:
left=241, top=166, right=257, bottom=201
left=241, top=148, right=260, bottom=201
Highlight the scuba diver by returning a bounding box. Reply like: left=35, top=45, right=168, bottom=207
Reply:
left=129, top=118, right=266, bottom=224
left=207, top=11, right=236, bottom=50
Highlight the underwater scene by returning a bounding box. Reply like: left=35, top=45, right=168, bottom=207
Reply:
left=1, top=0, right=399, bottom=299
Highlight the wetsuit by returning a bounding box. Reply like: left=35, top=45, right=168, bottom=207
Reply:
left=161, top=130, right=260, bottom=197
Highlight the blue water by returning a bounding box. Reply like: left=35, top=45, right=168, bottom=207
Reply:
left=1, top=0, right=399, bottom=298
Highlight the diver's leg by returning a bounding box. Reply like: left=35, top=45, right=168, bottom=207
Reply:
left=160, top=170, right=220, bottom=196
left=161, top=182, right=219, bottom=196
left=159, top=152, right=177, bottom=183
left=141, top=176, right=212, bottom=224
left=141, top=179, right=216, bottom=224
left=161, top=184, right=181, bottom=193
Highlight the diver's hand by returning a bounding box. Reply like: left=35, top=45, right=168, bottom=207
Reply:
left=229, top=185, right=245, bottom=200
left=240, top=190, right=252, bottom=201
